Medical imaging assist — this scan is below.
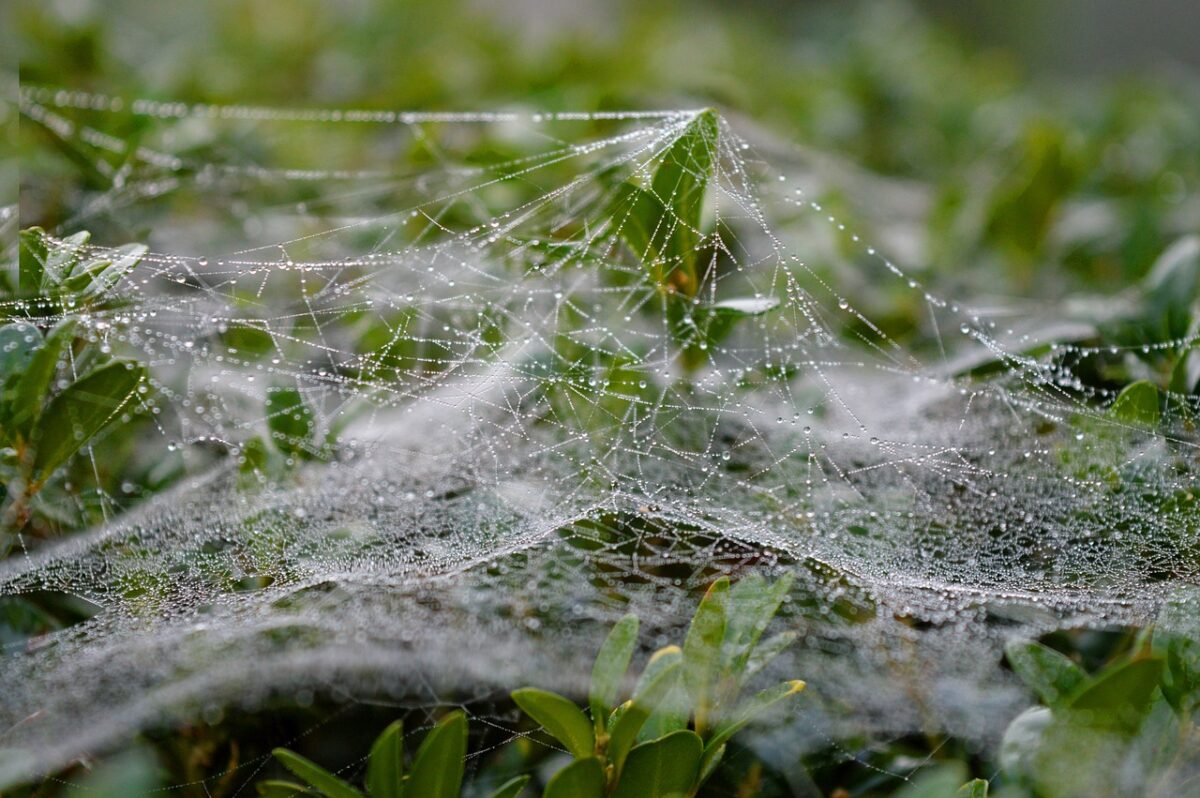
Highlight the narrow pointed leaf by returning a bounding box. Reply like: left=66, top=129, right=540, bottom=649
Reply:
left=365, top=720, right=403, bottom=798
left=683, top=576, right=729, bottom=731
left=543, top=757, right=604, bottom=798
left=744, top=632, right=799, bottom=681
left=19, top=228, right=48, bottom=294
left=609, top=649, right=683, bottom=776
left=485, top=774, right=530, bottom=798
left=723, top=574, right=793, bottom=681
left=405, top=711, right=467, bottom=798
left=590, top=613, right=639, bottom=732
left=271, top=749, right=363, bottom=798
left=511, top=688, right=594, bottom=758
left=611, top=730, right=702, bottom=798
left=701, top=680, right=805, bottom=776
left=257, top=781, right=318, bottom=797
left=649, top=109, right=719, bottom=285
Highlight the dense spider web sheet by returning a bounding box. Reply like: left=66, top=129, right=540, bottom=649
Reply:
left=2, top=88, right=1199, bottom=784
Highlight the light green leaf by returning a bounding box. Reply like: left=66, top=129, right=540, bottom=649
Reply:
left=590, top=613, right=639, bottom=732
left=723, top=574, right=793, bottom=683
left=31, top=360, right=146, bottom=480
left=744, top=631, right=799, bottom=681
left=272, top=749, right=363, bottom=798
left=1110, top=380, right=1159, bottom=426
left=485, top=774, right=530, bottom=798
left=683, top=576, right=729, bottom=732
left=700, top=679, right=805, bottom=777
left=609, top=647, right=683, bottom=776
left=1004, top=639, right=1087, bottom=708
left=956, top=778, right=989, bottom=798
left=512, top=688, right=594, bottom=759
left=365, top=720, right=403, bottom=798
left=611, top=730, right=702, bottom=798
left=406, top=711, right=467, bottom=798
left=544, top=757, right=604, bottom=798
left=649, top=109, right=719, bottom=286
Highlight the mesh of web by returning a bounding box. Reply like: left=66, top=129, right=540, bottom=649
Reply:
left=2, top=88, right=1198, bottom=784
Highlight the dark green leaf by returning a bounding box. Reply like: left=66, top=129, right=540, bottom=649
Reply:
left=590, top=613, right=639, bottom=732
left=365, top=720, right=403, bottom=798
left=31, top=360, right=146, bottom=480
left=406, top=711, right=467, bottom=798
left=272, top=749, right=363, bottom=798
left=267, top=386, right=316, bottom=458
left=511, top=688, right=595, bottom=759
left=611, top=730, right=702, bottom=798
left=1004, top=639, right=1088, bottom=708
left=543, top=757, right=604, bottom=798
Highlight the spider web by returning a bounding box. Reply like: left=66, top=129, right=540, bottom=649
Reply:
left=2, top=86, right=1198, bottom=787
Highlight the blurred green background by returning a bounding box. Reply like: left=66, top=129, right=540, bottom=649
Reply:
left=13, top=0, right=1199, bottom=298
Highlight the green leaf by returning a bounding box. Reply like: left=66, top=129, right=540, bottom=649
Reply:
left=41, top=230, right=92, bottom=287
left=1004, top=639, right=1088, bottom=708
left=611, top=730, right=702, bottom=798
left=611, top=182, right=671, bottom=281
left=31, top=360, right=146, bottom=480
left=544, top=757, right=604, bottom=798
left=590, top=613, right=639, bottom=732
left=267, top=386, right=316, bottom=458
left=700, top=679, right=805, bottom=778
left=1169, top=346, right=1200, bottom=395
left=257, top=781, right=318, bottom=797
left=406, top=711, right=467, bottom=798
left=365, top=720, right=403, bottom=798
left=743, top=631, right=798, bottom=681
left=609, top=647, right=683, bottom=776
left=485, top=775, right=530, bottom=798
left=19, top=228, right=49, bottom=294
left=683, top=576, right=729, bottom=732
left=73, top=243, right=148, bottom=299
left=723, top=574, right=793, bottom=684
left=1063, top=656, right=1164, bottom=734
left=1109, top=380, right=1159, bottom=426
left=1143, top=235, right=1200, bottom=344
left=511, top=687, right=595, bottom=759
left=10, top=319, right=77, bottom=437
left=893, top=762, right=969, bottom=798
left=272, top=749, right=363, bottom=798
left=0, top=323, right=43, bottom=431
left=956, top=779, right=989, bottom=798
left=649, top=109, right=719, bottom=287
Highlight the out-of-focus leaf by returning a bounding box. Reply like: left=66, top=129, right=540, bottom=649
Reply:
left=10, top=318, right=77, bottom=437
left=485, top=775, right=531, bottom=798
left=1004, top=639, right=1088, bottom=708
left=683, top=576, right=729, bottom=732
left=267, top=386, right=316, bottom=458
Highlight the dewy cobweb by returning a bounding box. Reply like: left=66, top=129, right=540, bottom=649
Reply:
left=2, top=87, right=1198, bottom=783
